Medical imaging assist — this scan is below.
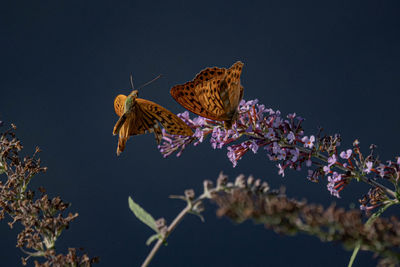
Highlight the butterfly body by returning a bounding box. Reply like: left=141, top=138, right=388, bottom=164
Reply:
left=170, top=61, right=244, bottom=129
left=113, top=89, right=193, bottom=156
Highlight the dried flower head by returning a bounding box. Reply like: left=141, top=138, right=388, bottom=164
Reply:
left=0, top=124, right=98, bottom=266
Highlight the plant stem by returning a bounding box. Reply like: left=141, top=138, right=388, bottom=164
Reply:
left=347, top=200, right=396, bottom=267
left=348, top=242, right=361, bottom=267
left=141, top=192, right=208, bottom=267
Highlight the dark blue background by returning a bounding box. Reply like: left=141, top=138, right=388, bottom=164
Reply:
left=1, top=1, right=399, bottom=266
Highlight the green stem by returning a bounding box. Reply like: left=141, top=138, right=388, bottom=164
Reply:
left=348, top=242, right=361, bottom=267
left=347, top=200, right=396, bottom=267
left=141, top=192, right=209, bottom=267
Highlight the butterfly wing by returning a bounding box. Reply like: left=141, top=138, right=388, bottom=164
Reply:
left=114, top=94, right=127, bottom=116
left=195, top=75, right=231, bottom=120
left=115, top=104, right=159, bottom=155
left=113, top=94, right=128, bottom=135
left=136, top=98, right=193, bottom=136
left=116, top=113, right=133, bottom=156
left=170, top=66, right=229, bottom=121
left=170, top=61, right=244, bottom=122
left=222, top=61, right=244, bottom=116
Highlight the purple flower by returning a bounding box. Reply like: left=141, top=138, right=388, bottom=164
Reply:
left=306, top=159, right=312, bottom=167
left=323, top=166, right=331, bottom=174
left=327, top=154, right=337, bottom=167
left=339, top=149, right=352, bottom=159
left=364, top=161, right=373, bottom=174
left=272, top=142, right=280, bottom=154
left=272, top=116, right=283, bottom=128
left=265, top=128, right=276, bottom=139
left=249, top=141, right=259, bottom=154
left=397, top=157, right=400, bottom=165
left=239, top=99, right=259, bottom=112
left=327, top=172, right=343, bottom=198
left=193, top=116, right=207, bottom=126
left=193, top=128, right=205, bottom=143
left=277, top=164, right=285, bottom=177
left=210, top=127, right=224, bottom=149
left=277, top=149, right=287, bottom=161
left=302, top=135, right=315, bottom=148
left=256, top=104, right=266, bottom=117
left=287, top=132, right=295, bottom=143
left=290, top=148, right=299, bottom=162
left=227, top=147, right=237, bottom=167
left=376, top=164, right=386, bottom=178
left=178, top=111, right=191, bottom=121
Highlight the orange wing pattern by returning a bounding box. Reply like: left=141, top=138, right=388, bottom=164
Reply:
left=114, top=94, right=126, bottom=117
left=113, top=95, right=193, bottom=155
left=170, top=61, right=244, bottom=128
left=136, top=98, right=193, bottom=136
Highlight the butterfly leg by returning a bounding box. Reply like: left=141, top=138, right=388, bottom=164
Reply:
left=153, top=123, right=162, bottom=144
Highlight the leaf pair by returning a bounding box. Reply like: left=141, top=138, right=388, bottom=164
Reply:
left=128, top=196, right=163, bottom=246
left=112, top=61, right=244, bottom=155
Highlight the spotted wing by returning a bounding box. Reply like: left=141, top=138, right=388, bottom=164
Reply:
left=170, top=61, right=244, bottom=121
left=170, top=65, right=228, bottom=121
left=115, top=105, right=161, bottom=155
left=136, top=98, right=193, bottom=136
left=222, top=61, right=244, bottom=115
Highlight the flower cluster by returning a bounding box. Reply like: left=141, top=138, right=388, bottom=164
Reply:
left=0, top=124, right=98, bottom=266
left=158, top=99, right=400, bottom=209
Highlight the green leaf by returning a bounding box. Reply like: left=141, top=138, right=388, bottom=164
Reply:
left=128, top=196, right=159, bottom=233
left=145, top=234, right=161, bottom=246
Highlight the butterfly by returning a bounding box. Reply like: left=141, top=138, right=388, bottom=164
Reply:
left=113, top=86, right=193, bottom=156
left=170, top=61, right=244, bottom=129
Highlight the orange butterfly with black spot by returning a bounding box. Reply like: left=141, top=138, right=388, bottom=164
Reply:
left=170, top=61, right=244, bottom=129
left=113, top=84, right=193, bottom=156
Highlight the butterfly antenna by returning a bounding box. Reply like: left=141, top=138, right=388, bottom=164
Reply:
left=137, top=74, right=163, bottom=91
left=129, top=74, right=135, bottom=90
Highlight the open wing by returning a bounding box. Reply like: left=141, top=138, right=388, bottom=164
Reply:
left=170, top=61, right=244, bottom=121
left=136, top=98, right=193, bottom=136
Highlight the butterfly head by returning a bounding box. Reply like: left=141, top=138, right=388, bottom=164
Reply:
left=128, top=90, right=139, bottom=99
